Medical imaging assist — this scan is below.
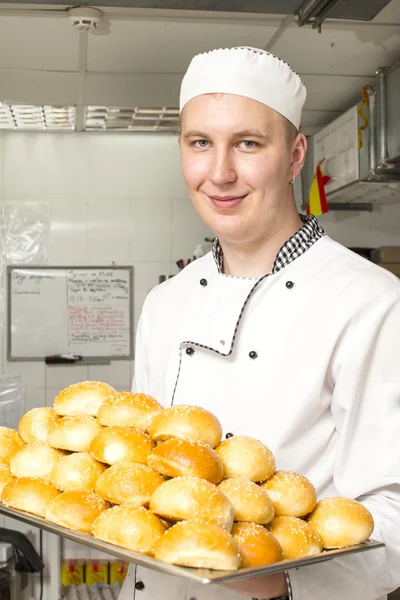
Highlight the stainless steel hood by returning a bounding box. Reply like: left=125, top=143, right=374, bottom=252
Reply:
left=302, top=62, right=400, bottom=208
left=0, top=0, right=392, bottom=26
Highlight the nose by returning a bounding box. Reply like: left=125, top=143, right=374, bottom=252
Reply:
left=208, top=147, right=237, bottom=187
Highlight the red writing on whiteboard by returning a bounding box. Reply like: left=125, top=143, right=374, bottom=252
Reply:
left=68, top=306, right=129, bottom=342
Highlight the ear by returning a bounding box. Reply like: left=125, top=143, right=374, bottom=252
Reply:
left=178, top=136, right=181, bottom=145
left=291, top=133, right=307, bottom=178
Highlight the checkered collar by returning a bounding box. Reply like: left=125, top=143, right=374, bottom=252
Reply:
left=212, top=214, right=326, bottom=274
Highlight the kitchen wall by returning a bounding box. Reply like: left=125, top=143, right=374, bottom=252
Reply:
left=1, top=131, right=400, bottom=599
left=0, top=131, right=214, bottom=404
left=0, top=131, right=214, bottom=600
left=311, top=200, right=400, bottom=248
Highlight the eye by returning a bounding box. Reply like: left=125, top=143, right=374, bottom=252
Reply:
left=239, top=140, right=258, bottom=149
left=193, top=140, right=209, bottom=148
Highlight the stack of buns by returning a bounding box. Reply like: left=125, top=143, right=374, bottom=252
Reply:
left=0, top=381, right=374, bottom=572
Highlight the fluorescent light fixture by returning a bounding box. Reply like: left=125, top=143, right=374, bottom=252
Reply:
left=0, top=105, right=180, bottom=133
left=85, top=106, right=180, bottom=132
left=0, top=105, right=76, bottom=130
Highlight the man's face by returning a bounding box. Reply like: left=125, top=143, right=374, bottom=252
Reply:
left=179, top=93, right=306, bottom=246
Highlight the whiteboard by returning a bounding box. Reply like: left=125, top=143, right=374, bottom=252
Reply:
left=7, top=266, right=134, bottom=361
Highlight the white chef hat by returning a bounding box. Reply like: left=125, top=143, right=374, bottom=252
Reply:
left=180, top=46, right=306, bottom=130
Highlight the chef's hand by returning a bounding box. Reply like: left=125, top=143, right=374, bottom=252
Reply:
left=222, top=571, right=288, bottom=599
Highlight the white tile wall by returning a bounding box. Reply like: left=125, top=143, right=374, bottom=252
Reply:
left=45, top=387, right=63, bottom=407
left=129, top=144, right=175, bottom=200
left=2, top=135, right=47, bottom=199
left=133, top=261, right=171, bottom=323
left=88, top=361, right=131, bottom=390
left=168, top=142, right=190, bottom=200
left=317, top=205, right=400, bottom=249
left=46, top=135, right=89, bottom=200
left=367, top=203, right=400, bottom=247
left=48, top=200, right=88, bottom=264
left=87, top=199, right=131, bottom=263
left=131, top=201, right=171, bottom=262
left=4, top=359, right=45, bottom=390
left=0, top=133, right=3, bottom=200
left=24, top=387, right=47, bottom=411
left=172, top=200, right=213, bottom=260
left=1, top=130, right=400, bottom=600
left=62, top=539, right=94, bottom=560
left=88, top=154, right=131, bottom=200
left=62, top=538, right=116, bottom=561
left=0, top=132, right=212, bottom=403
left=45, top=365, right=90, bottom=391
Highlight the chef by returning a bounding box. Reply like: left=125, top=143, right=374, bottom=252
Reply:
left=119, top=47, right=400, bottom=600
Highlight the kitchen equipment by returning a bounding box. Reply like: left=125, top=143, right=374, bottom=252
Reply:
left=158, top=275, right=174, bottom=284
left=0, top=543, right=14, bottom=600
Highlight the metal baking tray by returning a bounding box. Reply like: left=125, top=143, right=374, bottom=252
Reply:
left=0, top=505, right=384, bottom=584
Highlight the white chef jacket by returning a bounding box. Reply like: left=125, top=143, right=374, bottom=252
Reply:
left=119, top=227, right=400, bottom=600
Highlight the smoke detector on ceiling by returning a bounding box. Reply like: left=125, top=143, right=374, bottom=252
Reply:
left=68, top=7, right=103, bottom=32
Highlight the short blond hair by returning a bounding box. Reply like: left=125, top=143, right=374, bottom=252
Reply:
left=283, top=117, right=298, bottom=145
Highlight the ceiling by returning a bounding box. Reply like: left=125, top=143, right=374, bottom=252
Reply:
left=0, top=0, right=391, bottom=20
left=0, top=0, right=399, bottom=134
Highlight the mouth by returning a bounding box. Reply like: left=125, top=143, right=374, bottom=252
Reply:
left=207, top=194, right=248, bottom=210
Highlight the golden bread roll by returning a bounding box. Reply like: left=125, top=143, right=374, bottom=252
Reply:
left=218, top=478, right=274, bottom=524
left=0, top=465, right=15, bottom=498
left=18, top=407, right=60, bottom=444
left=148, top=438, right=223, bottom=484
left=95, top=462, right=164, bottom=506
left=308, top=497, right=374, bottom=548
left=153, top=519, right=241, bottom=570
left=149, top=405, right=222, bottom=447
left=268, top=516, right=322, bottom=559
left=150, top=476, right=234, bottom=531
left=53, top=381, right=116, bottom=417
left=9, top=442, right=65, bottom=481
left=160, top=518, right=173, bottom=530
left=48, top=415, right=102, bottom=452
left=261, top=470, right=317, bottom=518
left=232, top=522, right=283, bottom=568
left=0, top=427, right=24, bottom=466
left=97, top=392, right=163, bottom=431
left=215, top=435, right=275, bottom=482
left=93, top=505, right=166, bottom=554
left=45, top=490, right=109, bottom=533
left=90, top=426, right=154, bottom=465
left=1, top=477, right=60, bottom=517
left=50, top=452, right=106, bottom=492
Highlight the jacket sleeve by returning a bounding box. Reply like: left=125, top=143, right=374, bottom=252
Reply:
left=289, top=287, right=400, bottom=600
left=131, top=295, right=153, bottom=393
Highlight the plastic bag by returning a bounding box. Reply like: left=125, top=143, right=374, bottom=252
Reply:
left=1, top=202, right=50, bottom=265
left=0, top=375, right=24, bottom=429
